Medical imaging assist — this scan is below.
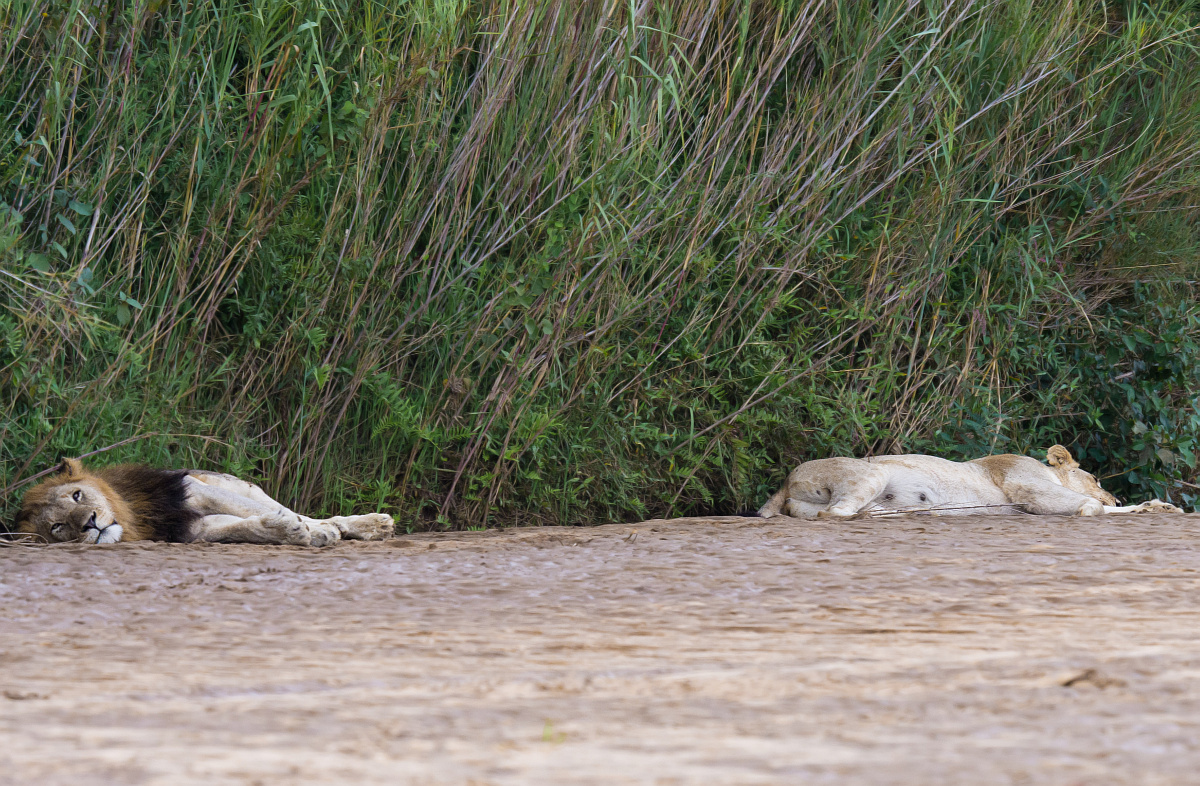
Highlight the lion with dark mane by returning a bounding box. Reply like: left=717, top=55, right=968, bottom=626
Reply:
left=15, top=458, right=393, bottom=546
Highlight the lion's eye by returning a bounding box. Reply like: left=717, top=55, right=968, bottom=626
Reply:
left=72, top=489, right=82, bottom=502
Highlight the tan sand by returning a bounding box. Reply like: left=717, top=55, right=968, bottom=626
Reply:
left=2, top=513, right=1199, bottom=784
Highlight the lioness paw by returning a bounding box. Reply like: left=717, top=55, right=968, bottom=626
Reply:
left=1132, top=499, right=1183, bottom=514
left=816, top=505, right=863, bottom=520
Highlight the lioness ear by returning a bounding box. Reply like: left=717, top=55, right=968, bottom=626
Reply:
left=1046, top=445, right=1079, bottom=468
left=58, top=457, right=84, bottom=477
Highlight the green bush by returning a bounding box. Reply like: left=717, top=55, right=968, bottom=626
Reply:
left=2, top=0, right=1199, bottom=528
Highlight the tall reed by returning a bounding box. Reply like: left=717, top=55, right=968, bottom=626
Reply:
left=3, top=0, right=1199, bottom=527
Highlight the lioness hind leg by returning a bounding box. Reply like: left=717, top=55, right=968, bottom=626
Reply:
left=192, top=513, right=313, bottom=546
left=776, top=458, right=890, bottom=519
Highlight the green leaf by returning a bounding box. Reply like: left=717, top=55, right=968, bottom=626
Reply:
left=68, top=200, right=94, bottom=216
left=116, top=303, right=131, bottom=326
left=26, top=253, right=50, bottom=273
left=56, top=213, right=76, bottom=234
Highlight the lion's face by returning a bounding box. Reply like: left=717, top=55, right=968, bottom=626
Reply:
left=1057, top=465, right=1119, bottom=506
left=17, top=464, right=126, bottom=544
left=1045, top=444, right=1119, bottom=506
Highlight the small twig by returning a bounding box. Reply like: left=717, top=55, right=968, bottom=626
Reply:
left=0, top=532, right=49, bottom=546
left=867, top=502, right=1019, bottom=517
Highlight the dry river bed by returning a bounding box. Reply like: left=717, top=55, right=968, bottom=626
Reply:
left=2, top=513, right=1200, bottom=785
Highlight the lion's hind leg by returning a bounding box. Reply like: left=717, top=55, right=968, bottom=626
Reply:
left=777, top=458, right=890, bottom=520
left=288, top=514, right=393, bottom=545
left=317, top=514, right=394, bottom=541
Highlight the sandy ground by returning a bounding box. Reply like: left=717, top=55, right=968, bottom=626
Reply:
left=2, top=513, right=1200, bottom=785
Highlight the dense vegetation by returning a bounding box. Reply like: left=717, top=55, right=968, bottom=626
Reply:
left=3, top=0, right=1200, bottom=529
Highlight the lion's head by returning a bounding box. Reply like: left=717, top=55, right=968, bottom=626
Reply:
left=15, top=458, right=133, bottom=544
left=1046, top=445, right=1119, bottom=506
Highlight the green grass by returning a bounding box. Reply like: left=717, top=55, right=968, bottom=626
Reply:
left=3, top=0, right=1200, bottom=528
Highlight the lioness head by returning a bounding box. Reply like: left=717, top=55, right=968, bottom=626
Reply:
left=1046, top=445, right=1118, bottom=506
left=15, top=459, right=132, bottom=544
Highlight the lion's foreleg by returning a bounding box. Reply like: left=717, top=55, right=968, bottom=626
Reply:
left=1003, top=481, right=1104, bottom=516
left=191, top=514, right=313, bottom=545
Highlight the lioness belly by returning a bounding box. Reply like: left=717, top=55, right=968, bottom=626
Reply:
left=868, top=459, right=1014, bottom=514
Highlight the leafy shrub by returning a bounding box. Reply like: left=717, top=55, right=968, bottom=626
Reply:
left=2, top=0, right=1198, bottom=527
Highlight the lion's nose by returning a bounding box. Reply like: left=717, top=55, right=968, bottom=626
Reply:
left=83, top=511, right=98, bottom=530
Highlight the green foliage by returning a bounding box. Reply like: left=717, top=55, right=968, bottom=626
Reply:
left=2, top=0, right=1199, bottom=527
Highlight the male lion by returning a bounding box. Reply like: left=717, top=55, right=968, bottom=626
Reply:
left=14, top=458, right=394, bottom=546
left=758, top=444, right=1181, bottom=519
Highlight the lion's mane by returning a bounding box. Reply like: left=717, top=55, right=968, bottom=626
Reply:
left=16, top=460, right=201, bottom=542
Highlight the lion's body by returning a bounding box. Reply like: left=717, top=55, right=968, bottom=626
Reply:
left=758, top=445, right=1180, bottom=520
left=15, top=459, right=393, bottom=546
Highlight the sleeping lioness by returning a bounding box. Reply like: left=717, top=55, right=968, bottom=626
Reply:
left=14, top=458, right=394, bottom=546
left=758, top=444, right=1181, bottom=519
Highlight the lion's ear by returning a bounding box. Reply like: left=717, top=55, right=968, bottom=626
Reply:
left=58, top=457, right=84, bottom=477
left=1046, top=445, right=1079, bottom=468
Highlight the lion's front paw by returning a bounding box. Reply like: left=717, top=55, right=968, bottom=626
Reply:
left=308, top=521, right=341, bottom=547
left=1132, top=499, right=1183, bottom=514
left=261, top=512, right=312, bottom=546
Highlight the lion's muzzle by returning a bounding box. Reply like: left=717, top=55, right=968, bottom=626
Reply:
left=82, top=513, right=124, bottom=544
